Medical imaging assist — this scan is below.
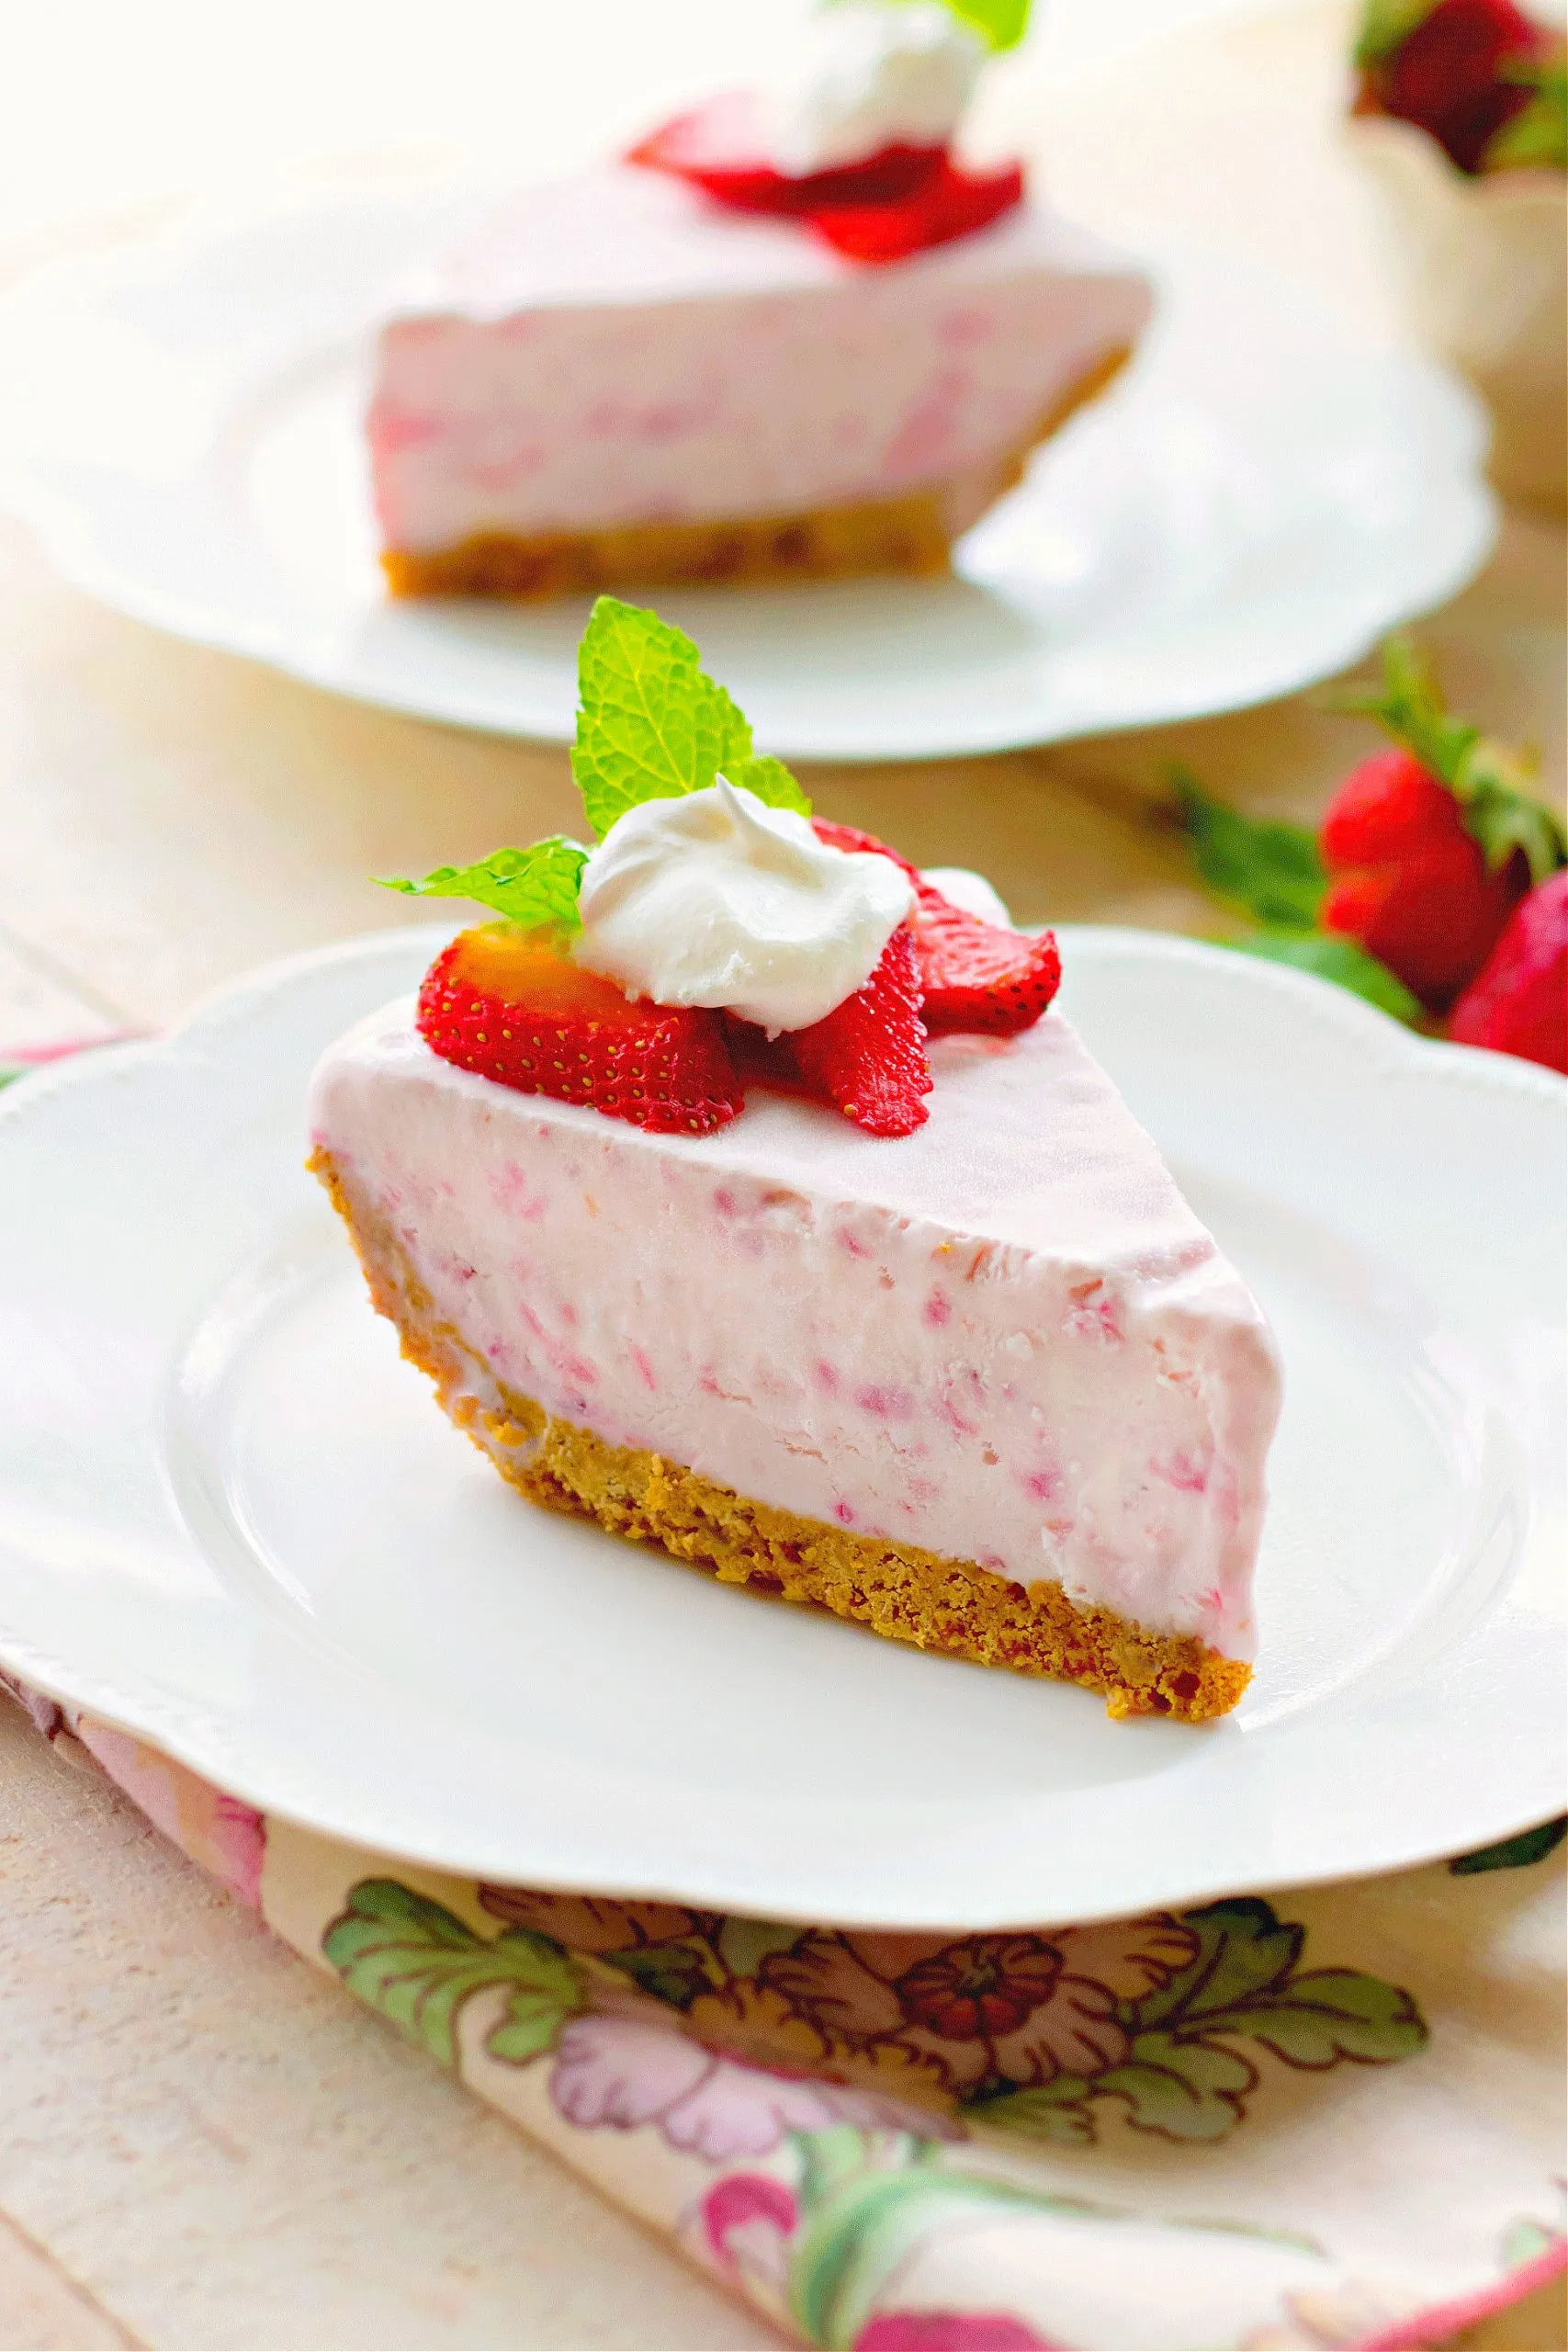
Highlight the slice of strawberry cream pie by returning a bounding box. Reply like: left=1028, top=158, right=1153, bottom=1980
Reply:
left=308, top=599, right=1280, bottom=1720
left=369, top=0, right=1153, bottom=599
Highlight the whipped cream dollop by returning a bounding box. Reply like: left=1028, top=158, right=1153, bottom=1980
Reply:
left=572, top=780, right=915, bottom=1033
left=761, top=2, right=986, bottom=178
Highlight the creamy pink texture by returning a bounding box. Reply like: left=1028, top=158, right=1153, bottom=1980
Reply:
left=309, top=1000, right=1279, bottom=1656
left=367, top=167, right=1153, bottom=550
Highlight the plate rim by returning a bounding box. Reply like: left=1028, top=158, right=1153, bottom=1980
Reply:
left=0, top=924, right=1562, bottom=1928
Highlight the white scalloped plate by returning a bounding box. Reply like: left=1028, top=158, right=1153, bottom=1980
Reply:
left=0, top=927, right=1562, bottom=1927
left=0, top=185, right=1497, bottom=759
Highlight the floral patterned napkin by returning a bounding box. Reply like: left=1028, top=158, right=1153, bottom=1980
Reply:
left=2, top=1043, right=1564, bottom=2350
left=4, top=1672, right=1562, bottom=2352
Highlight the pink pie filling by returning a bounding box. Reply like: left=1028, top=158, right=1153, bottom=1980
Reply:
left=367, top=167, right=1154, bottom=550
left=309, top=1000, right=1280, bottom=1657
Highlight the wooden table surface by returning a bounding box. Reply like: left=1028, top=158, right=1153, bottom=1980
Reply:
left=1, top=5, right=1563, bottom=2345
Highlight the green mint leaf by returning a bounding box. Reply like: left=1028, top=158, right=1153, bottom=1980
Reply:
left=825, top=0, right=1031, bottom=51
left=1353, top=0, right=1439, bottom=68
left=725, top=752, right=812, bottom=818
left=1486, top=55, right=1568, bottom=172
left=1172, top=768, right=1326, bottom=929
left=1333, top=638, right=1567, bottom=882
left=1231, top=930, right=1422, bottom=1024
left=375, top=838, right=588, bottom=935
left=571, top=595, right=754, bottom=840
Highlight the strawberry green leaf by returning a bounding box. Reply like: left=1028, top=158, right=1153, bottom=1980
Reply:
left=1330, top=633, right=1474, bottom=787
left=1172, top=768, right=1326, bottom=929
left=1485, top=54, right=1568, bottom=172
left=375, top=838, right=588, bottom=935
left=1230, top=929, right=1422, bottom=1024
left=1353, top=0, right=1439, bottom=68
left=828, top=0, right=1032, bottom=51
left=1460, top=771, right=1568, bottom=882
left=1332, top=636, right=1567, bottom=884
left=726, top=752, right=813, bottom=818
left=572, top=596, right=756, bottom=839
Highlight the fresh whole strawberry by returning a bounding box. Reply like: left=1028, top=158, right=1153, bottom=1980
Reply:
left=1448, top=869, right=1568, bottom=1070
left=1318, top=745, right=1528, bottom=1006
left=790, top=925, right=932, bottom=1136
left=416, top=926, right=744, bottom=1135
left=810, top=817, right=1062, bottom=1033
left=1356, top=0, right=1551, bottom=173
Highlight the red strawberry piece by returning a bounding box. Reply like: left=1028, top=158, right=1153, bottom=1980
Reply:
left=416, top=928, right=743, bottom=1135
left=790, top=926, right=932, bottom=1136
left=810, top=816, right=1061, bottom=1035
left=626, top=97, right=1023, bottom=260
left=809, top=816, right=921, bottom=883
left=811, top=154, right=1025, bottom=264
left=1363, top=0, right=1548, bottom=173
left=626, top=96, right=943, bottom=215
left=1318, top=747, right=1528, bottom=1007
left=1448, top=869, right=1568, bottom=1072
left=912, top=887, right=1062, bottom=1035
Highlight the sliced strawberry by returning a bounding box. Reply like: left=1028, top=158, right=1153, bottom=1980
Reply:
left=809, top=817, right=1061, bottom=1035
left=627, top=98, right=1023, bottom=262
left=809, top=816, right=921, bottom=884
left=811, top=155, right=1026, bottom=265
left=1448, top=870, right=1568, bottom=1072
left=790, top=926, right=932, bottom=1137
left=626, top=96, right=942, bottom=216
left=913, top=887, right=1062, bottom=1035
left=416, top=927, right=743, bottom=1135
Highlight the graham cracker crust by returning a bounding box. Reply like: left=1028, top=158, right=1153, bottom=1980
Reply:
left=381, top=344, right=1134, bottom=602
left=310, top=1140, right=1249, bottom=1723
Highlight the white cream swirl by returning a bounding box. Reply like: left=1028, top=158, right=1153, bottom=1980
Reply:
left=572, top=780, right=914, bottom=1034
left=761, top=2, right=986, bottom=178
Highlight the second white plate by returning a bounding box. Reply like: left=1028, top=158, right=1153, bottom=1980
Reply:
left=0, top=927, right=1560, bottom=1928
left=0, top=187, right=1496, bottom=758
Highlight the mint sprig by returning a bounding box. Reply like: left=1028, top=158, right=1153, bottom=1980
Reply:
left=571, top=596, right=810, bottom=837
left=376, top=601, right=812, bottom=933
left=376, top=838, right=589, bottom=935
left=825, top=0, right=1031, bottom=51
left=1171, top=768, right=1327, bottom=930
left=1330, top=636, right=1567, bottom=884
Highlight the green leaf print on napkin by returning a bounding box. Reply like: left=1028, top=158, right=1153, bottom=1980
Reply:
left=1450, top=1816, right=1567, bottom=1873
left=322, top=1879, right=586, bottom=2069
left=975, top=1898, right=1427, bottom=2146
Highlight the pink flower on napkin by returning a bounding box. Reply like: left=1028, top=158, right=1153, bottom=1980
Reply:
left=854, top=2317, right=1063, bottom=2352
left=76, top=1718, right=265, bottom=1909
left=550, top=2011, right=940, bottom=2162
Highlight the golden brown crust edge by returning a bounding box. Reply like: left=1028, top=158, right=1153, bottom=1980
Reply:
left=380, top=345, right=1134, bottom=601
left=310, top=1142, right=1250, bottom=1723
